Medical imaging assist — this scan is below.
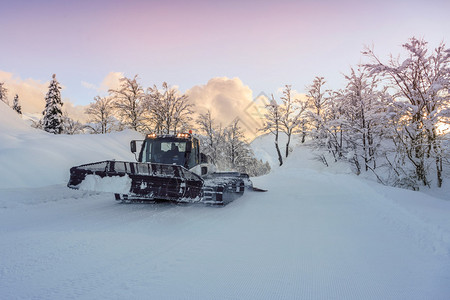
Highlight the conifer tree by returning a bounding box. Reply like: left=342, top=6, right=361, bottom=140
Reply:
left=42, top=74, right=64, bottom=134
left=13, top=94, right=22, bottom=115
left=0, top=82, right=8, bottom=105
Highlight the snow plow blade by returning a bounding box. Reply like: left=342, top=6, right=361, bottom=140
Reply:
left=67, top=161, right=245, bottom=205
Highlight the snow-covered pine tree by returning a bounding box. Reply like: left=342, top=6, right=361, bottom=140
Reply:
left=13, top=94, right=22, bottom=115
left=42, top=74, right=64, bottom=134
left=0, top=82, right=8, bottom=105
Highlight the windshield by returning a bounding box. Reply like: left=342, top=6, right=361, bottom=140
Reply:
left=142, top=139, right=187, bottom=166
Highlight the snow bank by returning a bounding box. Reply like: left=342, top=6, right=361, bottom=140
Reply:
left=0, top=101, right=142, bottom=188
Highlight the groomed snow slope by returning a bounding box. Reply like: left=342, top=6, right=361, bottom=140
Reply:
left=1, top=102, right=450, bottom=299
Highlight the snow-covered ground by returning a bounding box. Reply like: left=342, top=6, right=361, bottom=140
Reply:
left=1, top=101, right=450, bottom=299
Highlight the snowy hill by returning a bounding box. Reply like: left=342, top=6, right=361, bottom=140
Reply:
left=1, top=101, right=450, bottom=299
left=0, top=101, right=141, bottom=188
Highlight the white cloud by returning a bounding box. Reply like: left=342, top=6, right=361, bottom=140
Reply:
left=81, top=81, right=97, bottom=90
left=0, top=71, right=47, bottom=114
left=98, top=72, right=124, bottom=94
left=186, top=77, right=267, bottom=139
left=63, top=101, right=88, bottom=123
left=0, top=70, right=89, bottom=122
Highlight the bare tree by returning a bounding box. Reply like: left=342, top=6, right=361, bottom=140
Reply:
left=260, top=95, right=283, bottom=166
left=85, top=96, right=115, bottom=134
left=224, top=119, right=247, bottom=170
left=146, top=82, right=193, bottom=134
left=339, top=67, right=389, bottom=173
left=196, top=113, right=270, bottom=175
left=109, top=75, right=146, bottom=132
left=62, top=112, right=85, bottom=135
left=279, top=85, right=308, bottom=158
left=196, top=110, right=224, bottom=165
left=305, top=77, right=334, bottom=165
left=307, top=77, right=328, bottom=135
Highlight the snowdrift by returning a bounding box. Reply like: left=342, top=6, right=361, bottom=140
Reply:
left=0, top=101, right=142, bottom=189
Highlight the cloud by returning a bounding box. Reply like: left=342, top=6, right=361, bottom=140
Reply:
left=0, top=70, right=47, bottom=114
left=62, top=101, right=89, bottom=123
left=81, top=81, right=97, bottom=90
left=98, top=72, right=123, bottom=94
left=71, top=72, right=125, bottom=122
left=186, top=77, right=267, bottom=139
left=0, top=70, right=89, bottom=122
left=80, top=72, right=123, bottom=96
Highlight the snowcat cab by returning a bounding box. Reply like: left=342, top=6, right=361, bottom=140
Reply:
left=130, top=133, right=210, bottom=176
left=67, top=132, right=264, bottom=205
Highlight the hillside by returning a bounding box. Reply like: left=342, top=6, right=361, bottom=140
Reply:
left=0, top=101, right=449, bottom=299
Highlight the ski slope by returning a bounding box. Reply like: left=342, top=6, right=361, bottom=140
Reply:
left=1, top=102, right=450, bottom=299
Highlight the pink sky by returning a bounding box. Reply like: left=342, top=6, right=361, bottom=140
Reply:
left=1, top=0, right=449, bottom=106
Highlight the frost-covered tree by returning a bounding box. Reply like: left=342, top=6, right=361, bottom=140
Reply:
left=260, top=95, right=283, bottom=166
left=196, top=110, right=225, bottom=165
left=146, top=82, right=193, bottom=134
left=62, top=112, right=85, bottom=135
left=109, top=75, right=146, bottom=132
left=305, top=77, right=333, bottom=165
left=85, top=96, right=115, bottom=134
left=245, top=159, right=271, bottom=177
left=13, top=94, right=22, bottom=115
left=196, top=113, right=270, bottom=176
left=307, top=77, right=328, bottom=135
left=322, top=92, right=346, bottom=162
left=364, top=37, right=450, bottom=187
left=0, top=82, right=8, bottom=105
left=223, top=119, right=248, bottom=170
left=339, top=68, right=389, bottom=174
left=279, top=85, right=308, bottom=157
left=42, top=74, right=64, bottom=134
left=223, top=119, right=270, bottom=176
